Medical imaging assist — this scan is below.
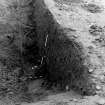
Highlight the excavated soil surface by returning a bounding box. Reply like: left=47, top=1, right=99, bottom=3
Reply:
left=1, top=0, right=105, bottom=105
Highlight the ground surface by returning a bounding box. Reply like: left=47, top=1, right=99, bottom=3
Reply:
left=1, top=0, right=105, bottom=105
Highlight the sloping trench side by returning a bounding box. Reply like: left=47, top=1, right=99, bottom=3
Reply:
left=43, top=0, right=105, bottom=96
left=0, top=0, right=95, bottom=96
left=33, top=0, right=96, bottom=95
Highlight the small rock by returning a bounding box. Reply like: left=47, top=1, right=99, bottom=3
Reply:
left=96, top=98, right=105, bottom=105
left=88, top=69, right=94, bottom=73
left=82, top=3, right=103, bottom=13
left=72, top=98, right=78, bottom=102
left=65, top=85, right=69, bottom=91
left=89, top=24, right=103, bottom=36
left=100, top=76, right=105, bottom=81
left=7, top=91, right=14, bottom=95
left=15, top=103, right=21, bottom=105
left=32, top=66, right=38, bottom=69
left=96, top=85, right=101, bottom=90
left=93, top=75, right=98, bottom=78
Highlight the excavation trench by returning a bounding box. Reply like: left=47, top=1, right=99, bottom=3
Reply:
left=30, top=0, right=95, bottom=95
left=0, top=0, right=98, bottom=98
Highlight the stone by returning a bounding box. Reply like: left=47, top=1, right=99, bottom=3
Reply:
left=88, top=69, right=94, bottom=73
left=96, top=85, right=101, bottom=90
left=65, top=85, right=69, bottom=91
left=96, top=98, right=105, bottom=105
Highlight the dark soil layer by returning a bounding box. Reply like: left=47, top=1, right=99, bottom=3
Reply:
left=0, top=0, right=96, bottom=101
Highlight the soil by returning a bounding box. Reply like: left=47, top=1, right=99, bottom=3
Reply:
left=1, top=0, right=105, bottom=105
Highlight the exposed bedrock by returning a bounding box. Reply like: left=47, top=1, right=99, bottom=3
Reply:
left=0, top=0, right=101, bottom=95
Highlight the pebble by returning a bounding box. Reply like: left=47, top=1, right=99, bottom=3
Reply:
left=72, top=98, right=78, bottom=102
left=93, top=75, right=98, bottom=78
left=100, top=76, right=105, bottom=81
left=96, top=98, right=105, bottom=105
left=96, top=85, right=101, bottom=90
left=65, top=85, right=69, bottom=91
left=88, top=69, right=94, bottom=73
left=15, top=103, right=21, bottom=105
